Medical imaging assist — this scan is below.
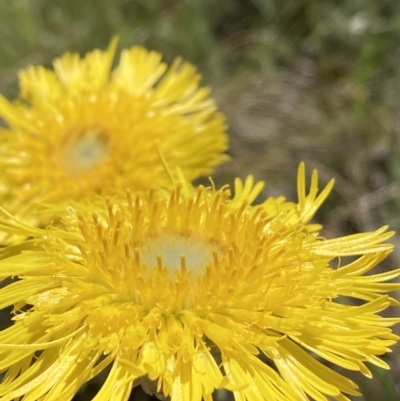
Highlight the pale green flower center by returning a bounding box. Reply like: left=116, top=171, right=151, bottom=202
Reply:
left=140, top=234, right=218, bottom=276
left=55, top=125, right=109, bottom=177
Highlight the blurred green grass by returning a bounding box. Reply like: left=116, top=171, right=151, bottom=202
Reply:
left=1, top=1, right=400, bottom=400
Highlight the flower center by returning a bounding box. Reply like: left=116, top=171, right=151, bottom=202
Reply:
left=54, top=125, right=110, bottom=178
left=140, top=234, right=218, bottom=276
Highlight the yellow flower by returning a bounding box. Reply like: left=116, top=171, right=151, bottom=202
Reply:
left=0, top=38, right=228, bottom=233
left=0, top=163, right=399, bottom=401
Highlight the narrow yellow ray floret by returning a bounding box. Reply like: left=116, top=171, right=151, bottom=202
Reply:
left=0, top=38, right=228, bottom=236
left=0, top=164, right=399, bottom=401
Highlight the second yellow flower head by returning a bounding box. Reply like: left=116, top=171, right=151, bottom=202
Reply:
left=0, top=38, right=228, bottom=232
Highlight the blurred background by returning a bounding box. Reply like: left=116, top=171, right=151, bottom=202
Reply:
left=1, top=1, right=400, bottom=400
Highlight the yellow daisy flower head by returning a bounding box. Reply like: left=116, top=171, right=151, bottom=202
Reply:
left=0, top=38, right=228, bottom=231
left=0, top=163, right=399, bottom=401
